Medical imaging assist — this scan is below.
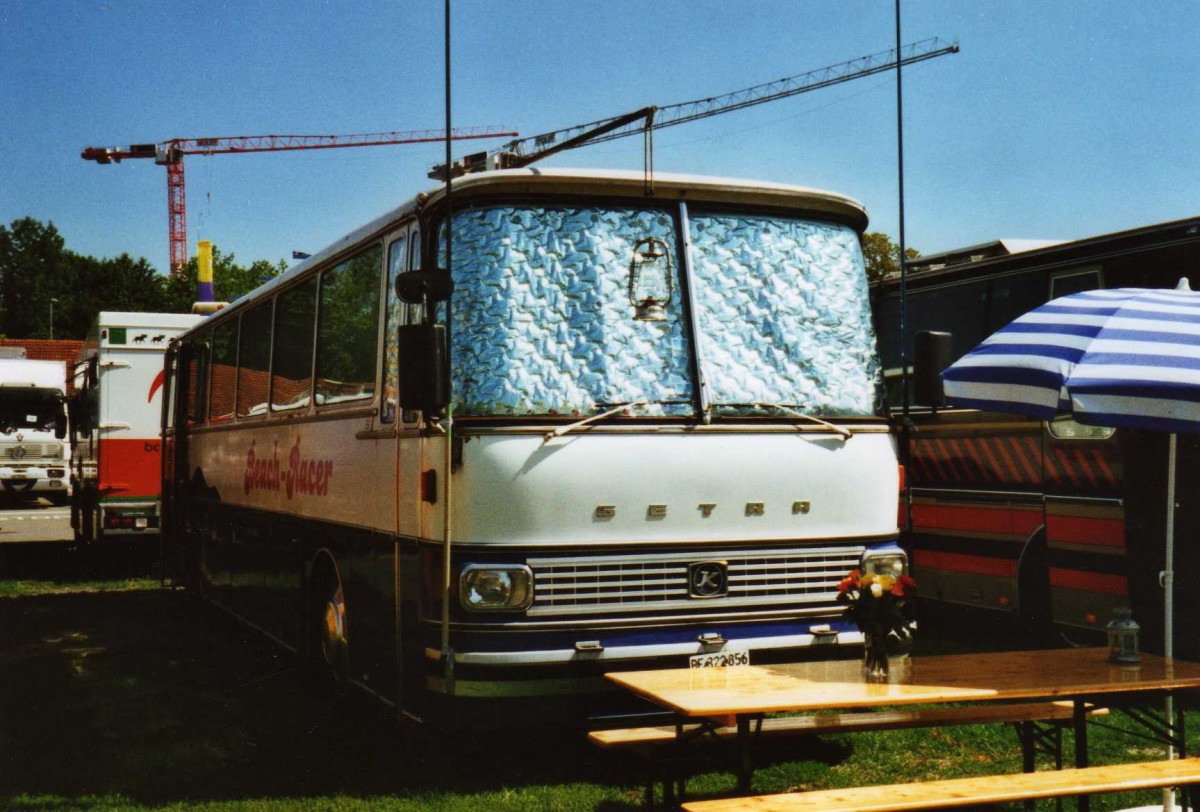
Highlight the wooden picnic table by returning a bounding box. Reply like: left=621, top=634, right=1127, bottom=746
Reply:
left=606, top=647, right=1200, bottom=809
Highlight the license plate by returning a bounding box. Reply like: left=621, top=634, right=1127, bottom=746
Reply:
left=135, top=518, right=148, bottom=528
left=689, top=649, right=750, bottom=669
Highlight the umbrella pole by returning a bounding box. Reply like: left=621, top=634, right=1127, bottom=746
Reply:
left=1164, top=432, right=1178, bottom=812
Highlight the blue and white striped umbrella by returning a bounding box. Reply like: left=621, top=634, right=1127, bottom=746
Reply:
left=943, top=280, right=1200, bottom=433
left=943, top=280, right=1199, bottom=800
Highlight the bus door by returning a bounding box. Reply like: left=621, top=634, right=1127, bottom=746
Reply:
left=383, top=223, right=427, bottom=714
left=906, top=409, right=1044, bottom=614
left=161, top=343, right=190, bottom=583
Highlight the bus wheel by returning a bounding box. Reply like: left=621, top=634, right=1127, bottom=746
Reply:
left=312, top=572, right=349, bottom=685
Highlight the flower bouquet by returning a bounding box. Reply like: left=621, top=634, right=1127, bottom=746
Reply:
left=836, top=568, right=917, bottom=679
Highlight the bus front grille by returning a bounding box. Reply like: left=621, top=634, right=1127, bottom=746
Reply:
left=526, top=545, right=865, bottom=617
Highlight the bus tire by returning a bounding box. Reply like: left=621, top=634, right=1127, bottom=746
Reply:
left=310, top=560, right=350, bottom=686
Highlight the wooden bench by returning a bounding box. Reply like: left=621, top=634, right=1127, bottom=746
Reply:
left=589, top=701, right=1106, bottom=808
left=679, top=756, right=1200, bottom=811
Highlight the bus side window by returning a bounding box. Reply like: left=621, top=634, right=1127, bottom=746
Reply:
left=237, top=301, right=273, bottom=418
left=163, top=352, right=177, bottom=432
left=987, top=275, right=1044, bottom=335
left=382, top=233, right=408, bottom=424
left=408, top=230, right=423, bottom=322
left=402, top=226, right=422, bottom=424
left=316, top=244, right=382, bottom=406
left=1050, top=267, right=1102, bottom=299
left=271, top=278, right=317, bottom=411
left=187, top=333, right=211, bottom=426
left=209, top=319, right=239, bottom=422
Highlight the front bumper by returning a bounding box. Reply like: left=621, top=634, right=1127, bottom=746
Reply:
left=0, top=466, right=69, bottom=493
left=424, top=617, right=865, bottom=699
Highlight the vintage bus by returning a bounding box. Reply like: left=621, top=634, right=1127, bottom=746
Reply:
left=71, top=312, right=204, bottom=542
left=161, top=168, right=904, bottom=727
left=873, top=217, right=1200, bottom=657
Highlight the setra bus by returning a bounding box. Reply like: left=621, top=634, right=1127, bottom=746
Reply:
left=873, top=217, right=1200, bottom=657
left=160, top=168, right=904, bottom=727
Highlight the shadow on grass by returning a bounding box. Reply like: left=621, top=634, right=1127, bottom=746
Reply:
left=0, top=545, right=1116, bottom=811
left=0, top=585, right=654, bottom=809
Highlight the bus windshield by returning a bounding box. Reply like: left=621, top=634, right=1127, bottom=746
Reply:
left=446, top=203, right=881, bottom=419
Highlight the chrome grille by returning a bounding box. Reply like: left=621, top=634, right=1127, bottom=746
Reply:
left=0, top=443, right=61, bottom=461
left=526, top=545, right=865, bottom=617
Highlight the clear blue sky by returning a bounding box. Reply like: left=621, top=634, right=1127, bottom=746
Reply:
left=3, top=1, right=1198, bottom=275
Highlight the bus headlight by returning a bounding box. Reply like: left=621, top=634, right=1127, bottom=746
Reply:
left=861, top=550, right=907, bottom=578
left=459, top=565, right=533, bottom=612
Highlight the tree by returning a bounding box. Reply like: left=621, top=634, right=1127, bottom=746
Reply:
left=0, top=218, right=66, bottom=339
left=0, top=218, right=287, bottom=339
left=862, top=232, right=920, bottom=283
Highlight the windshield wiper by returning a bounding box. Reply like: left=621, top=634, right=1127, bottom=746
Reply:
left=543, top=401, right=649, bottom=443
left=720, top=402, right=853, bottom=441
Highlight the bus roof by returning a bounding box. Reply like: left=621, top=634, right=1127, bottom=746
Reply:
left=185, top=168, right=868, bottom=333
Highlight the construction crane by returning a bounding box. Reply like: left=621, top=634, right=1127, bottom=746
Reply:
left=436, top=37, right=957, bottom=177
left=82, top=125, right=518, bottom=274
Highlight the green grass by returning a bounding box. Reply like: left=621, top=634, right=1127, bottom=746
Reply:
left=0, top=546, right=1192, bottom=811
left=0, top=577, right=160, bottom=598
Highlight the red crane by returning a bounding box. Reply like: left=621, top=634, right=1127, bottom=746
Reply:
left=81, top=125, right=518, bottom=274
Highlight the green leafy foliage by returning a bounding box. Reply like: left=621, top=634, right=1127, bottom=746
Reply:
left=0, top=218, right=285, bottom=339
left=862, top=231, right=920, bottom=283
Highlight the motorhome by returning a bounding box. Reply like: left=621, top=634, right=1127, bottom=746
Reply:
left=873, top=217, right=1200, bottom=656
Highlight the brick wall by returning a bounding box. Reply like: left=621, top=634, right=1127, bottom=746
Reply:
left=0, top=339, right=85, bottom=395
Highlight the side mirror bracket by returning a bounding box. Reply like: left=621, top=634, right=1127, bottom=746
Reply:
left=396, top=270, right=453, bottom=305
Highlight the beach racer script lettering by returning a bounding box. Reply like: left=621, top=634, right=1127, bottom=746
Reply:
left=244, top=438, right=334, bottom=498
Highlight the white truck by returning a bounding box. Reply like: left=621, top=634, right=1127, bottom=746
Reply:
left=0, top=355, right=71, bottom=504
left=71, top=312, right=203, bottom=542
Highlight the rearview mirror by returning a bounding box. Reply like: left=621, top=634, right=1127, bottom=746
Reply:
left=913, top=330, right=952, bottom=408
left=396, top=270, right=453, bottom=305
left=398, top=323, right=449, bottom=414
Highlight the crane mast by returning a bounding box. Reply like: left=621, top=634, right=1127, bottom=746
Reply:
left=437, top=37, right=958, bottom=177
left=82, top=125, right=518, bottom=274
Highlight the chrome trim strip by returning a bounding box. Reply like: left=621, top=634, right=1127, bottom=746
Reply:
left=440, top=603, right=844, bottom=631
left=677, top=201, right=711, bottom=418
left=437, top=630, right=864, bottom=667
left=1043, top=494, right=1124, bottom=507
left=451, top=423, right=891, bottom=435
left=911, top=487, right=1043, bottom=501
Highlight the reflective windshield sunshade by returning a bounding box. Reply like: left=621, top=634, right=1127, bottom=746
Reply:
left=445, top=204, right=881, bottom=419
left=689, top=213, right=881, bottom=417
left=447, top=206, right=694, bottom=416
